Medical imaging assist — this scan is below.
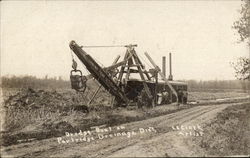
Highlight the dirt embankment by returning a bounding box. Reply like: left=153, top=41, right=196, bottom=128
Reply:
left=195, top=102, right=250, bottom=156
left=1, top=88, right=187, bottom=146
left=1, top=88, right=110, bottom=146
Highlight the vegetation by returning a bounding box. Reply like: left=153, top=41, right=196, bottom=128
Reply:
left=232, top=0, right=250, bottom=80
left=1, top=75, right=70, bottom=89
left=233, top=0, right=250, bottom=45
left=198, top=102, right=250, bottom=156
left=231, top=57, right=250, bottom=80
left=184, top=79, right=250, bottom=92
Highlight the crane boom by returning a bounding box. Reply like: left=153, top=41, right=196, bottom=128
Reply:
left=69, top=40, right=129, bottom=104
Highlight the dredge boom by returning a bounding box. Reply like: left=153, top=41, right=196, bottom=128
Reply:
left=69, top=40, right=129, bottom=105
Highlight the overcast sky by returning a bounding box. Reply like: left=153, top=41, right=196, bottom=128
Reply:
left=1, top=1, right=249, bottom=81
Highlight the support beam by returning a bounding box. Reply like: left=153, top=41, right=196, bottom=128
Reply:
left=87, top=85, right=102, bottom=105
left=104, top=54, right=133, bottom=71
left=87, top=55, right=124, bottom=106
left=144, top=52, right=178, bottom=103
left=112, top=55, right=120, bottom=65
left=131, top=49, right=153, bottom=101
left=132, top=51, right=151, bottom=80
left=117, top=50, right=129, bottom=83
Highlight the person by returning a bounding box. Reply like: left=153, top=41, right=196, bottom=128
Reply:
left=182, top=91, right=188, bottom=104
left=177, top=89, right=183, bottom=104
left=157, top=92, right=163, bottom=105
left=137, top=95, right=143, bottom=108
left=162, top=90, right=169, bottom=104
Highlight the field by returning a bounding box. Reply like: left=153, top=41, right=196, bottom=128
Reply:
left=1, top=85, right=250, bottom=157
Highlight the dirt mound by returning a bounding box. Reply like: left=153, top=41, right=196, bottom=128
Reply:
left=4, top=88, right=74, bottom=112
left=2, top=88, right=92, bottom=133
left=1, top=88, right=113, bottom=146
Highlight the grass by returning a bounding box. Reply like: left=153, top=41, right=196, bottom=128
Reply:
left=187, top=91, right=248, bottom=102
left=195, top=102, right=250, bottom=156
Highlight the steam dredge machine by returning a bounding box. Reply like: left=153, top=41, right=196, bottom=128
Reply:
left=69, top=40, right=187, bottom=107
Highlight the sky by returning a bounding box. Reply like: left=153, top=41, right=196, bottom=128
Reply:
left=1, top=0, right=249, bottom=81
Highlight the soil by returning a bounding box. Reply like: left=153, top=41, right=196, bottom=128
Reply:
left=1, top=101, right=250, bottom=157
left=1, top=88, right=249, bottom=157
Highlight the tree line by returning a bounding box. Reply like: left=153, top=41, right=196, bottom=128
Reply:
left=1, top=75, right=70, bottom=90
left=183, top=79, right=249, bottom=92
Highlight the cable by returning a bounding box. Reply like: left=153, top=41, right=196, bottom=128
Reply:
left=81, top=45, right=126, bottom=48
left=70, top=49, right=74, bottom=60
left=92, top=56, right=105, bottom=68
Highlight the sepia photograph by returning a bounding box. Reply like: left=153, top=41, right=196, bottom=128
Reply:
left=0, top=0, right=250, bottom=157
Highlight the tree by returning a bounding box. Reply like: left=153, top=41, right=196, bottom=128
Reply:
left=233, top=0, right=250, bottom=44
left=232, top=0, right=250, bottom=80
left=231, top=57, right=250, bottom=80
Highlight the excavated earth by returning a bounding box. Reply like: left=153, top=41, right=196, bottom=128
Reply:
left=1, top=88, right=250, bottom=157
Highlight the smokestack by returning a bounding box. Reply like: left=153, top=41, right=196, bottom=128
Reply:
left=162, top=56, right=166, bottom=78
left=168, top=53, right=173, bottom=81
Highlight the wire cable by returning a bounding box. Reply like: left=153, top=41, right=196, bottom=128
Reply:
left=81, top=45, right=126, bottom=48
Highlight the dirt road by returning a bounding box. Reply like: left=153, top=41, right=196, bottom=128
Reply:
left=1, top=102, right=248, bottom=157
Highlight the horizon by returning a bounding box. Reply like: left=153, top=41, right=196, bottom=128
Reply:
left=1, top=74, right=246, bottom=82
